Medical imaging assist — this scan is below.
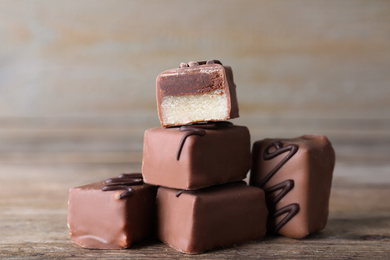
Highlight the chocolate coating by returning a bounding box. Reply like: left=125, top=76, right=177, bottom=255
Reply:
left=156, top=61, right=239, bottom=127
left=67, top=176, right=157, bottom=249
left=250, top=135, right=335, bottom=239
left=142, top=123, right=251, bottom=190
left=176, top=127, right=206, bottom=160
left=261, top=142, right=300, bottom=232
left=102, top=173, right=143, bottom=199
left=176, top=121, right=232, bottom=160
left=158, top=61, right=228, bottom=96
left=156, top=182, right=268, bottom=254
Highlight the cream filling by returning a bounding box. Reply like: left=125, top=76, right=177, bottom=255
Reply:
left=161, top=89, right=228, bottom=125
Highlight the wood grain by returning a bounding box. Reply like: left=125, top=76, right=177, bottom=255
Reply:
left=1, top=157, right=390, bottom=259
left=0, top=119, right=389, bottom=258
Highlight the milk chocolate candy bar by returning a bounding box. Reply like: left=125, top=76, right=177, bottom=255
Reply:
left=156, top=182, right=268, bottom=254
left=250, top=135, right=335, bottom=239
left=156, top=60, right=239, bottom=127
left=142, top=122, right=251, bottom=190
left=67, top=174, right=157, bottom=249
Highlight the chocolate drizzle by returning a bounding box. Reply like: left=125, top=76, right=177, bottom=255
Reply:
left=175, top=121, right=232, bottom=160
left=265, top=179, right=295, bottom=205
left=261, top=141, right=300, bottom=232
left=273, top=203, right=300, bottom=232
left=175, top=181, right=246, bottom=197
left=175, top=189, right=195, bottom=197
left=102, top=173, right=143, bottom=199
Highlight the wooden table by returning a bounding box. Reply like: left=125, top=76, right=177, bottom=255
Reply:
left=1, top=118, right=389, bottom=259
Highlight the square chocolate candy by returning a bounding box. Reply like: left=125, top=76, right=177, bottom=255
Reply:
left=250, top=135, right=335, bottom=239
left=142, top=122, right=251, bottom=190
left=156, top=60, right=239, bottom=127
left=67, top=174, right=157, bottom=249
left=156, top=182, right=268, bottom=254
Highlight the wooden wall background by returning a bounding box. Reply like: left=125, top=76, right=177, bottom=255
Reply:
left=0, top=0, right=389, bottom=174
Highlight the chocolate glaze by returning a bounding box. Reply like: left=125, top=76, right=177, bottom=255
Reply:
left=156, top=182, right=268, bottom=254
left=260, top=141, right=298, bottom=187
left=159, top=63, right=224, bottom=96
left=176, top=128, right=206, bottom=161
left=250, top=135, right=335, bottom=238
left=261, top=141, right=300, bottom=232
left=157, top=60, right=235, bottom=98
left=176, top=121, right=233, bottom=160
left=175, top=180, right=246, bottom=197
left=68, top=175, right=157, bottom=249
left=265, top=179, right=294, bottom=205
left=156, top=60, right=239, bottom=127
left=175, top=189, right=195, bottom=197
left=273, top=203, right=300, bottom=232
left=142, top=124, right=251, bottom=190
left=102, top=173, right=143, bottom=199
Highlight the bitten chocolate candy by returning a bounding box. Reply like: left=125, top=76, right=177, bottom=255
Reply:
left=156, top=60, right=239, bottom=127
left=142, top=122, right=251, bottom=190
left=67, top=174, right=157, bottom=249
left=156, top=182, right=268, bottom=254
left=250, top=135, right=335, bottom=239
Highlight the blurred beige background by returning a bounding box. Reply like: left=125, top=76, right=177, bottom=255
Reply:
left=0, top=0, right=389, bottom=176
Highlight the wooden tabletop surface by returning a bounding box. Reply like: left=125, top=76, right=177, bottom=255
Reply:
left=0, top=117, right=389, bottom=259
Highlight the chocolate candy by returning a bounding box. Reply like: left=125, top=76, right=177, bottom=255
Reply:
left=142, top=122, right=251, bottom=190
left=156, top=182, right=268, bottom=254
left=67, top=174, right=157, bottom=249
left=156, top=60, right=239, bottom=127
left=250, top=135, right=335, bottom=239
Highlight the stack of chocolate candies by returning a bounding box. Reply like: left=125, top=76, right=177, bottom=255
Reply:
left=142, top=60, right=268, bottom=253
left=67, top=60, right=335, bottom=254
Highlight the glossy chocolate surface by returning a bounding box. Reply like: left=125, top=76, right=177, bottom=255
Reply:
left=250, top=135, right=335, bottom=239
left=156, top=182, right=268, bottom=254
left=156, top=60, right=239, bottom=127
left=157, top=60, right=232, bottom=96
left=261, top=141, right=300, bottom=232
left=102, top=173, right=144, bottom=199
left=142, top=123, right=251, bottom=190
left=67, top=175, right=157, bottom=249
left=176, top=121, right=232, bottom=160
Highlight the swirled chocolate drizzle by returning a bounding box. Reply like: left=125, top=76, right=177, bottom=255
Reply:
left=261, top=141, right=300, bottom=232
left=102, top=173, right=143, bottom=199
left=265, top=179, right=295, bottom=205
left=176, top=121, right=233, bottom=160
left=273, top=203, right=300, bottom=231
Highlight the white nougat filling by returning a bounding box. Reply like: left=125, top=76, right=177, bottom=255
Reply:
left=161, top=89, right=229, bottom=125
